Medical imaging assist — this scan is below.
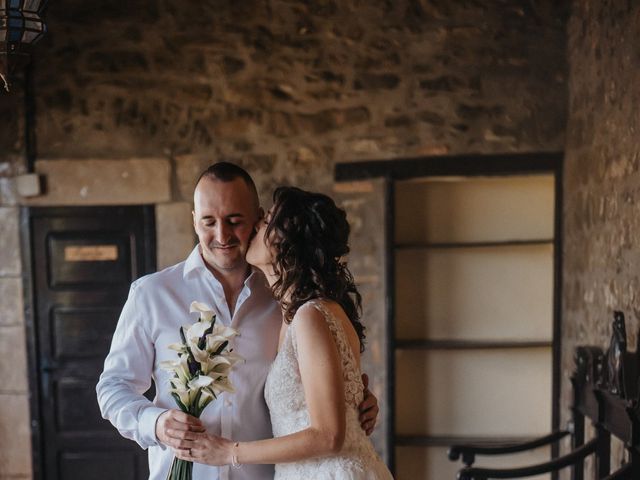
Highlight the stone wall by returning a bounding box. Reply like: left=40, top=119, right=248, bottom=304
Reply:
left=0, top=0, right=568, bottom=477
left=561, top=0, right=640, bottom=475
left=0, top=82, right=32, bottom=478
left=33, top=0, right=567, bottom=173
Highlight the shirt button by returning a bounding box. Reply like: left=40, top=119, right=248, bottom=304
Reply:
left=225, top=398, right=232, bottom=407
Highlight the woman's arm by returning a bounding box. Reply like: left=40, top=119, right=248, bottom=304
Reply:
left=173, top=305, right=348, bottom=466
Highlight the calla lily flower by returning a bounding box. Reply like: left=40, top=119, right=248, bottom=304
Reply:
left=170, top=384, right=195, bottom=407
left=167, top=342, right=186, bottom=353
left=170, top=376, right=188, bottom=391
left=160, top=356, right=191, bottom=383
left=188, top=374, right=214, bottom=390
left=186, top=320, right=212, bottom=340
left=202, top=355, right=232, bottom=376
left=208, top=352, right=243, bottom=374
left=198, top=388, right=215, bottom=409
left=211, top=376, right=236, bottom=396
left=213, top=325, right=239, bottom=338
left=205, top=335, right=230, bottom=354
left=190, top=301, right=216, bottom=322
left=225, top=352, right=243, bottom=366
left=188, top=342, right=210, bottom=364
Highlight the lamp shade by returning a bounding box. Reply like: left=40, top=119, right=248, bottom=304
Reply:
left=0, top=0, right=48, bottom=91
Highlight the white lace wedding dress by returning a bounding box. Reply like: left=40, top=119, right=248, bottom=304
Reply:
left=264, top=300, right=393, bottom=479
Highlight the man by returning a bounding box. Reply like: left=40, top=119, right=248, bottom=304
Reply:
left=97, top=162, right=378, bottom=480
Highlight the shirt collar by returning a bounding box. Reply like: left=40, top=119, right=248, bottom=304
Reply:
left=183, top=245, right=263, bottom=292
left=243, top=267, right=267, bottom=294
left=183, top=245, right=207, bottom=278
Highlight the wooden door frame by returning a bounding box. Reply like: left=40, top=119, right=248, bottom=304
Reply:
left=335, top=152, right=564, bottom=474
left=20, top=205, right=156, bottom=480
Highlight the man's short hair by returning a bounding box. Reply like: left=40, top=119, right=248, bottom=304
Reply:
left=196, top=161, right=260, bottom=205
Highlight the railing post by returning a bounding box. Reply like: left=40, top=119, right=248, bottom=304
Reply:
left=595, top=426, right=610, bottom=479
left=572, top=409, right=585, bottom=480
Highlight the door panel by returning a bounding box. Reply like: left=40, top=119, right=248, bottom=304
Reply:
left=51, top=307, right=120, bottom=359
left=30, top=206, right=155, bottom=480
left=47, top=232, right=134, bottom=287
left=59, top=451, right=141, bottom=480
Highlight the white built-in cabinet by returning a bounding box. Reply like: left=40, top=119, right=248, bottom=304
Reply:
left=392, top=175, right=556, bottom=480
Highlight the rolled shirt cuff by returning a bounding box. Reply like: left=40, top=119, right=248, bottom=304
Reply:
left=139, top=406, right=169, bottom=449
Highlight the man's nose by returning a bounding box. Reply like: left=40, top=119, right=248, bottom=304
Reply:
left=214, top=223, right=232, bottom=244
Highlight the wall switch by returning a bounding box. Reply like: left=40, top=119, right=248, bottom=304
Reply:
left=15, top=173, right=42, bottom=197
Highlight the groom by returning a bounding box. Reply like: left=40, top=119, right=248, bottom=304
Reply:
left=96, top=162, right=379, bottom=480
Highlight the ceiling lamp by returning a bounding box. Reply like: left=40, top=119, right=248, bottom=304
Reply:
left=0, top=0, right=48, bottom=92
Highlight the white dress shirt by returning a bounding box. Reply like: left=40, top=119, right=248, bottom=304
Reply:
left=97, top=246, right=281, bottom=480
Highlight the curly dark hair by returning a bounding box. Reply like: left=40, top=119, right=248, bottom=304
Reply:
left=265, top=186, right=366, bottom=352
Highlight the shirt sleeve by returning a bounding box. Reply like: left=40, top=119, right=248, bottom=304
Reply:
left=96, top=280, right=168, bottom=449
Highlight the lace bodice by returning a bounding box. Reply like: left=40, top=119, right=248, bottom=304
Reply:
left=264, top=300, right=393, bottom=479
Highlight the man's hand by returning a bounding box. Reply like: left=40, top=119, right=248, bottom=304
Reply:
left=358, top=373, right=379, bottom=436
left=155, top=409, right=205, bottom=449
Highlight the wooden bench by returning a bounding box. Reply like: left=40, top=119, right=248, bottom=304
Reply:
left=447, top=311, right=640, bottom=480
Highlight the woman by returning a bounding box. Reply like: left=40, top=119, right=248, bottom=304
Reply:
left=174, top=186, right=393, bottom=479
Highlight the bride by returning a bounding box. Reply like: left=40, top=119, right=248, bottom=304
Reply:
left=173, top=186, right=393, bottom=479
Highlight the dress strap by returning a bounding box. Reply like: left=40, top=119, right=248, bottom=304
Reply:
left=303, top=300, right=363, bottom=407
left=304, top=300, right=357, bottom=365
left=305, top=300, right=342, bottom=334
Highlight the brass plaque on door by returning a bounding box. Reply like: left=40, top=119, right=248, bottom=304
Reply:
left=64, top=245, right=118, bottom=262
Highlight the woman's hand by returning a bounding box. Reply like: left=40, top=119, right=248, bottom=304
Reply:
left=358, top=373, right=379, bottom=436
left=171, top=430, right=235, bottom=466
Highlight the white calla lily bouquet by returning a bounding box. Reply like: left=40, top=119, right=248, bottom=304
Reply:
left=160, top=301, right=242, bottom=480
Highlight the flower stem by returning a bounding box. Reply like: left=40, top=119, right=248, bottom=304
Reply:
left=166, top=456, right=193, bottom=480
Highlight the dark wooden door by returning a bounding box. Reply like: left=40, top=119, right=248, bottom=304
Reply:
left=29, top=206, right=155, bottom=480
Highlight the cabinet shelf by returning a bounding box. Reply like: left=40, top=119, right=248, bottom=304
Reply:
left=394, top=434, right=537, bottom=447
left=395, top=339, right=552, bottom=350
left=394, top=238, right=554, bottom=250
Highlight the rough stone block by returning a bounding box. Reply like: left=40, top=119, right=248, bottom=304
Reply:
left=175, top=154, right=210, bottom=203
left=0, top=177, right=17, bottom=206
left=417, top=110, right=445, bottom=126
left=23, top=158, right=171, bottom=206
left=0, top=326, right=28, bottom=393
left=353, top=73, right=400, bottom=90
left=222, top=55, right=246, bottom=75
left=333, top=181, right=374, bottom=194
left=297, top=107, right=370, bottom=134
left=266, top=111, right=297, bottom=137
left=0, top=393, right=32, bottom=476
left=0, top=208, right=21, bottom=276
left=86, top=50, right=149, bottom=73
left=0, top=278, right=23, bottom=326
left=347, top=138, right=383, bottom=155
left=384, top=115, right=414, bottom=128
left=156, top=202, right=196, bottom=270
